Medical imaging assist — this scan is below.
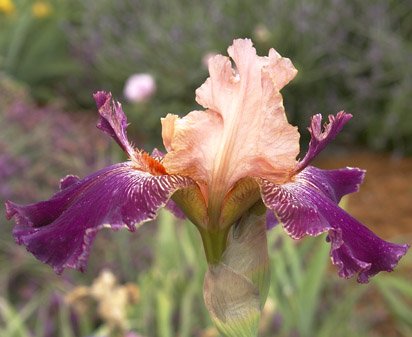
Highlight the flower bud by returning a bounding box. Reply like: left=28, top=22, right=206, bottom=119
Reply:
left=203, top=205, right=270, bottom=337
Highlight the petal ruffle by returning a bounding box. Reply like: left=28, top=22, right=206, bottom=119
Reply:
left=162, top=39, right=300, bottom=205
left=94, top=92, right=168, bottom=176
left=6, top=162, right=193, bottom=273
left=94, top=91, right=136, bottom=159
left=259, top=167, right=409, bottom=282
left=296, top=112, right=352, bottom=172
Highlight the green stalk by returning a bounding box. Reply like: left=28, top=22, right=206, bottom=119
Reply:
left=198, top=226, right=230, bottom=265
left=202, top=206, right=270, bottom=337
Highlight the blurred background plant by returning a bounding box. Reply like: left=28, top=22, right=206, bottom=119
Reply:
left=0, top=74, right=113, bottom=207
left=64, top=0, right=412, bottom=153
left=1, top=0, right=411, bottom=336
left=1, top=0, right=411, bottom=151
left=0, top=0, right=81, bottom=103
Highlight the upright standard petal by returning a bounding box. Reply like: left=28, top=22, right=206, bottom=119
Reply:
left=259, top=168, right=409, bottom=282
left=95, top=91, right=169, bottom=176
left=6, top=162, right=193, bottom=273
left=296, top=112, right=352, bottom=172
left=94, top=91, right=136, bottom=159
left=162, top=39, right=300, bottom=220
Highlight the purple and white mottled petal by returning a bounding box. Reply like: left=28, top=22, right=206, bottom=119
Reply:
left=298, top=166, right=365, bottom=203
left=6, top=162, right=193, bottom=274
left=259, top=177, right=409, bottom=282
left=296, top=112, right=352, bottom=171
left=260, top=180, right=330, bottom=239
left=94, top=91, right=135, bottom=158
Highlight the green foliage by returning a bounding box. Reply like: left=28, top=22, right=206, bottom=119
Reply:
left=0, top=235, right=75, bottom=337
left=130, top=212, right=210, bottom=337
left=373, top=252, right=412, bottom=336
left=0, top=0, right=81, bottom=103
left=267, top=229, right=367, bottom=337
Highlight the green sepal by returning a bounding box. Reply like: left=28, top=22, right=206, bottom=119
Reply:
left=219, top=177, right=261, bottom=229
left=172, top=184, right=208, bottom=227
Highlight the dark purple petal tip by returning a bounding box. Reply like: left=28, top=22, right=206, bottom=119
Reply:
left=6, top=162, right=192, bottom=274
left=5, top=201, right=19, bottom=222
left=296, top=112, right=352, bottom=171
left=93, top=91, right=109, bottom=109
left=328, top=228, right=409, bottom=283
left=93, top=91, right=135, bottom=158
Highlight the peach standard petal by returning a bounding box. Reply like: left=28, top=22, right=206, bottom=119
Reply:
left=162, top=39, right=300, bottom=211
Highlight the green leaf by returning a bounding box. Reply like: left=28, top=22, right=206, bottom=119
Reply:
left=297, top=235, right=330, bottom=336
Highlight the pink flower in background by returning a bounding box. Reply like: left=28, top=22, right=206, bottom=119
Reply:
left=123, top=73, right=156, bottom=103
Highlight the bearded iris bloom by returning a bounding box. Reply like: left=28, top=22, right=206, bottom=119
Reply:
left=5, top=39, right=408, bottom=336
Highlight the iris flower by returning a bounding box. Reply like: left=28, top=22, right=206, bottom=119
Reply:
left=5, top=39, right=408, bottom=336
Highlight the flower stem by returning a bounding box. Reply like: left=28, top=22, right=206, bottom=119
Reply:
left=202, top=206, right=270, bottom=337
left=198, top=226, right=231, bottom=265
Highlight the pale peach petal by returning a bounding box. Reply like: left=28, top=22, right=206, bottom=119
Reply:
left=162, top=110, right=223, bottom=195
left=162, top=38, right=300, bottom=215
left=266, top=49, right=297, bottom=90
left=161, top=114, right=178, bottom=152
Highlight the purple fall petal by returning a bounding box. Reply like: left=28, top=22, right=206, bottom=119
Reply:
left=296, top=112, right=352, bottom=171
left=312, top=190, right=408, bottom=283
left=260, top=180, right=330, bottom=239
left=59, top=175, right=80, bottom=190
left=259, top=166, right=409, bottom=282
left=165, top=200, right=186, bottom=220
left=94, top=91, right=135, bottom=158
left=6, top=162, right=192, bottom=273
left=266, top=210, right=278, bottom=230
left=298, top=166, right=365, bottom=203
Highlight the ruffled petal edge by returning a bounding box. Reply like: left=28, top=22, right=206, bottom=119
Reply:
left=296, top=112, right=352, bottom=172
left=6, top=162, right=193, bottom=273
left=259, top=166, right=409, bottom=282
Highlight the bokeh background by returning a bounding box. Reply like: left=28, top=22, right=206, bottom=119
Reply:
left=1, top=0, right=411, bottom=336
